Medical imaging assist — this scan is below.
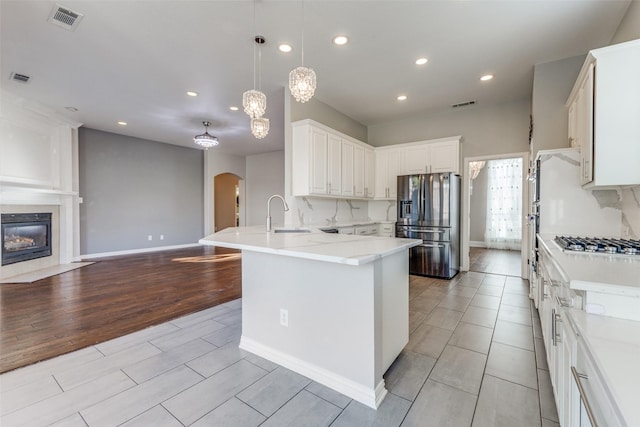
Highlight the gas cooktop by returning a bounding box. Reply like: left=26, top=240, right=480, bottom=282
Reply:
left=554, top=236, right=640, bottom=256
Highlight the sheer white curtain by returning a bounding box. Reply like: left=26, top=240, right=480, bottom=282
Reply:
left=485, top=158, right=522, bottom=250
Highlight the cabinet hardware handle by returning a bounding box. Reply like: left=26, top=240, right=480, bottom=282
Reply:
left=571, top=367, right=598, bottom=427
left=552, top=308, right=558, bottom=347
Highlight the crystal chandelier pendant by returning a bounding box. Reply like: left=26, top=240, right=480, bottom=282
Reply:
left=242, top=89, right=266, bottom=118
left=289, top=66, right=316, bottom=103
left=250, top=117, right=269, bottom=139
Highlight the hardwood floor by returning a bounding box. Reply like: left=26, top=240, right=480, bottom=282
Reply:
left=0, top=246, right=242, bottom=374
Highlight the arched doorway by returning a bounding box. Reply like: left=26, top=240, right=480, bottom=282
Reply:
left=214, top=173, right=243, bottom=232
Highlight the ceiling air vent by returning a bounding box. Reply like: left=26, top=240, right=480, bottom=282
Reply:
left=452, top=100, right=476, bottom=108
left=9, top=72, right=31, bottom=84
left=47, top=4, right=84, bottom=31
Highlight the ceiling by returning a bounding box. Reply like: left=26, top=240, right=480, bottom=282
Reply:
left=1, top=1, right=631, bottom=156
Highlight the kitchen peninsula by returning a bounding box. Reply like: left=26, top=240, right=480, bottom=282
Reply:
left=199, top=227, right=421, bottom=409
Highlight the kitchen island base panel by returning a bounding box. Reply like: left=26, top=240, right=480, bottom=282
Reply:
left=239, top=250, right=408, bottom=409
left=240, top=337, right=388, bottom=409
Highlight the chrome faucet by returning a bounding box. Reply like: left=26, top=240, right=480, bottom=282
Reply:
left=266, top=195, right=289, bottom=232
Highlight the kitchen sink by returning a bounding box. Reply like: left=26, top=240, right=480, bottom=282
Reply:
left=273, top=228, right=312, bottom=233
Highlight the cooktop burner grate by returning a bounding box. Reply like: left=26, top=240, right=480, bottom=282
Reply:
left=555, top=236, right=640, bottom=256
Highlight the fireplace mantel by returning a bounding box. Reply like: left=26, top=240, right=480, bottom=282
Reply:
left=1, top=89, right=82, bottom=280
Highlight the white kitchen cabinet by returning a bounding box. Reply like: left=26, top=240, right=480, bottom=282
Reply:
left=341, top=140, right=355, bottom=197
left=364, top=148, right=375, bottom=198
left=378, top=223, right=394, bottom=237
left=327, top=133, right=342, bottom=196
left=566, top=39, right=640, bottom=187
left=292, top=120, right=372, bottom=199
left=337, top=226, right=354, bottom=235
left=375, top=148, right=403, bottom=199
left=354, top=145, right=365, bottom=198
left=403, top=139, right=460, bottom=175
left=292, top=124, right=329, bottom=196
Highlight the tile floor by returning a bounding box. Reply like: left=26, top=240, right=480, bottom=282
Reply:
left=469, top=247, right=522, bottom=277
left=0, top=272, right=559, bottom=426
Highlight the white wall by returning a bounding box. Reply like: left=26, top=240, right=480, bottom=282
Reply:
left=245, top=151, right=285, bottom=227
left=367, top=98, right=531, bottom=161
left=0, top=90, right=81, bottom=279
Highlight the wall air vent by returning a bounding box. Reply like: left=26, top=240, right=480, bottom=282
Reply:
left=9, top=72, right=31, bottom=84
left=451, top=100, right=476, bottom=108
left=47, top=4, right=84, bottom=31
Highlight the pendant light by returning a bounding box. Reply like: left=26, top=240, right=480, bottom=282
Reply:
left=251, top=116, right=269, bottom=139
left=289, top=0, right=316, bottom=103
left=242, top=2, right=266, bottom=118
left=193, top=121, right=219, bottom=149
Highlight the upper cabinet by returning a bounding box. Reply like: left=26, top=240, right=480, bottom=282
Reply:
left=292, top=119, right=462, bottom=200
left=292, top=120, right=372, bottom=199
left=403, top=138, right=460, bottom=175
left=374, top=148, right=404, bottom=199
left=566, top=39, right=640, bottom=187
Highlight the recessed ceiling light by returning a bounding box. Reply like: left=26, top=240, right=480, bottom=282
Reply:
left=332, top=35, right=349, bottom=46
left=278, top=44, right=292, bottom=53
left=397, top=95, right=407, bottom=101
left=229, top=106, right=239, bottom=111
left=415, top=57, right=428, bottom=65
left=480, top=74, right=494, bottom=81
left=186, top=91, right=198, bottom=97
left=117, top=121, right=127, bottom=126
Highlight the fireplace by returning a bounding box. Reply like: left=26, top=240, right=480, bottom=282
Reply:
left=1, top=213, right=52, bottom=266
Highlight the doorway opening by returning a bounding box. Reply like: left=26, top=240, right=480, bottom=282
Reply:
left=462, top=152, right=529, bottom=278
left=214, top=173, right=243, bottom=232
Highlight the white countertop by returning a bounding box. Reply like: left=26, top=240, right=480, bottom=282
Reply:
left=538, top=234, right=640, bottom=296
left=568, top=309, right=640, bottom=426
left=316, top=220, right=395, bottom=229
left=199, top=226, right=421, bottom=266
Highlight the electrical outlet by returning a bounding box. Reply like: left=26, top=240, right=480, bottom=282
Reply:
left=148, top=235, right=152, bottom=241
left=279, top=309, right=288, bottom=327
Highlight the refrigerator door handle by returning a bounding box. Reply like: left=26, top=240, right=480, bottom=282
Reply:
left=419, top=243, right=445, bottom=248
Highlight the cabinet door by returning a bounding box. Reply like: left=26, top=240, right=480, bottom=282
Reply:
left=387, top=149, right=403, bottom=199
left=429, top=141, right=460, bottom=174
left=404, top=145, right=429, bottom=174
left=310, top=127, right=328, bottom=195
left=341, top=141, right=355, bottom=196
left=327, top=133, right=342, bottom=195
left=364, top=148, right=375, bottom=198
left=374, top=151, right=389, bottom=198
left=353, top=145, right=365, bottom=197
left=579, top=64, right=594, bottom=185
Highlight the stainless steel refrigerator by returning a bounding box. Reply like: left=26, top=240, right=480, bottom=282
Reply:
left=395, top=173, right=460, bottom=279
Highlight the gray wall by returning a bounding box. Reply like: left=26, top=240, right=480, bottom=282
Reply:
left=611, top=1, right=640, bottom=44
left=245, top=151, right=285, bottom=226
left=469, top=166, right=488, bottom=243
left=79, top=128, right=204, bottom=254
left=531, top=55, right=585, bottom=156
left=290, top=95, right=368, bottom=142
left=368, top=98, right=531, bottom=160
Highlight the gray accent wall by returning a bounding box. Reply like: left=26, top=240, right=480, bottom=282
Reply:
left=79, top=128, right=204, bottom=255
left=367, top=98, right=531, bottom=160
left=289, top=95, right=368, bottom=142
left=245, top=151, right=285, bottom=227
left=469, top=166, right=489, bottom=244
left=531, top=55, right=585, bottom=156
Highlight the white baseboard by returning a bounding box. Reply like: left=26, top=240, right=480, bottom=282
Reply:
left=78, top=243, right=201, bottom=260
left=240, top=336, right=386, bottom=410
left=469, top=240, right=487, bottom=248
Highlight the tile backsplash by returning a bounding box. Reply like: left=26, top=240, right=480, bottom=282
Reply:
left=621, top=186, right=640, bottom=239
